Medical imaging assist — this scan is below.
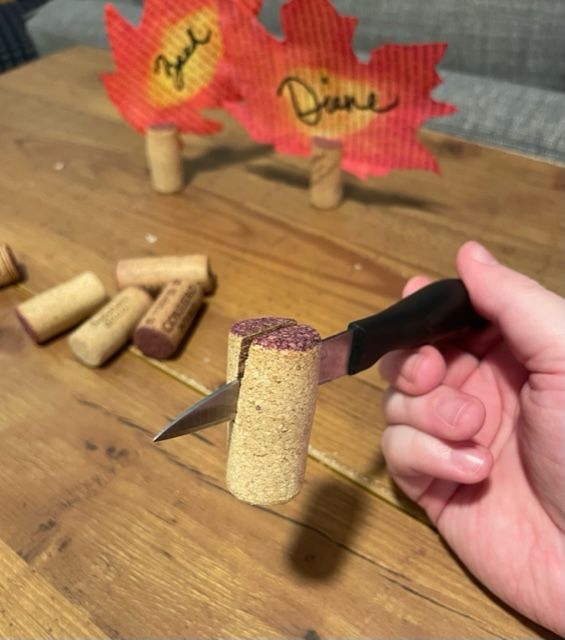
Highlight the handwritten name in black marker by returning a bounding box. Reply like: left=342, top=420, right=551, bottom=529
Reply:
left=276, top=75, right=399, bottom=126
left=153, top=27, right=212, bottom=91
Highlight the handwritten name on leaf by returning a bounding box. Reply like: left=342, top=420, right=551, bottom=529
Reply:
left=154, top=26, right=212, bottom=91
left=221, top=0, right=454, bottom=177
left=277, top=75, right=399, bottom=127
left=148, top=5, right=223, bottom=108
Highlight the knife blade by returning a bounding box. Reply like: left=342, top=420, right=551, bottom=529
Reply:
left=153, top=330, right=352, bottom=442
left=153, top=278, right=486, bottom=442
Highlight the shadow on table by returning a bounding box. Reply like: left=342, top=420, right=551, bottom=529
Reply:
left=287, top=478, right=369, bottom=581
left=245, top=164, right=441, bottom=212
left=184, top=145, right=272, bottom=184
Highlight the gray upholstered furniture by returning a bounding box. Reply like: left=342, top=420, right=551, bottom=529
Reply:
left=27, top=0, right=565, bottom=163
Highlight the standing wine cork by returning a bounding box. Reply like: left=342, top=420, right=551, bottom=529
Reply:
left=226, top=317, right=297, bottom=446
left=134, top=280, right=203, bottom=359
left=69, top=287, right=152, bottom=367
left=16, top=271, right=107, bottom=344
left=116, top=255, right=214, bottom=294
left=310, top=138, right=343, bottom=210
left=0, top=244, right=21, bottom=287
left=226, top=323, right=321, bottom=505
left=146, top=123, right=184, bottom=194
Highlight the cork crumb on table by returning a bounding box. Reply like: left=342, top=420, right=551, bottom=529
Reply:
left=0, top=46, right=562, bottom=638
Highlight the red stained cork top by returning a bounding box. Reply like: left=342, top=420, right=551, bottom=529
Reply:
left=254, top=324, right=320, bottom=351
left=230, top=317, right=295, bottom=337
left=134, top=325, right=174, bottom=359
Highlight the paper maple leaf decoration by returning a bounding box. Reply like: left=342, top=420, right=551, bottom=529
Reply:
left=103, top=0, right=262, bottom=134
left=221, top=0, right=456, bottom=179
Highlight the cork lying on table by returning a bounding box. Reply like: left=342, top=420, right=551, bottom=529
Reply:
left=69, top=287, right=152, bottom=367
left=226, top=321, right=321, bottom=506
left=16, top=271, right=108, bottom=344
left=116, top=255, right=214, bottom=294
left=146, top=123, right=184, bottom=195
left=134, top=280, right=203, bottom=359
left=0, top=244, right=21, bottom=288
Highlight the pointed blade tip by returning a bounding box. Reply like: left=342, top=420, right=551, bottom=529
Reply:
left=151, top=380, right=240, bottom=443
left=152, top=422, right=174, bottom=443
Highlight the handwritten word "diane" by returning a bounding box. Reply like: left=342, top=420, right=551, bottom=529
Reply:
left=153, top=27, right=212, bottom=91
left=276, top=75, right=399, bottom=126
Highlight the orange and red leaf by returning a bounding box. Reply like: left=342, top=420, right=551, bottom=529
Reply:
left=221, top=0, right=456, bottom=178
left=102, top=0, right=261, bottom=134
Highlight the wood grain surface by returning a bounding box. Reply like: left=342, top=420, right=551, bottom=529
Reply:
left=0, top=47, right=562, bottom=637
left=0, top=295, right=548, bottom=638
left=0, top=538, right=107, bottom=638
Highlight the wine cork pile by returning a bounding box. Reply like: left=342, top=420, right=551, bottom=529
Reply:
left=8, top=248, right=214, bottom=368
left=4, top=242, right=320, bottom=506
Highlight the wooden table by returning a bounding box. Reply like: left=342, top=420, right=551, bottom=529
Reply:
left=0, top=46, right=562, bottom=638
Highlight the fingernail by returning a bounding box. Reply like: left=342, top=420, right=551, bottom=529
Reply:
left=437, top=396, right=483, bottom=429
left=451, top=448, right=485, bottom=474
left=469, top=241, right=497, bottom=265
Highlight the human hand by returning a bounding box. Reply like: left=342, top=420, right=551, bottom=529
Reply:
left=379, top=241, right=564, bottom=635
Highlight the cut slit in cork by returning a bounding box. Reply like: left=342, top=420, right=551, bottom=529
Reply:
left=226, top=318, right=321, bottom=506
left=226, top=316, right=297, bottom=445
left=227, top=316, right=297, bottom=381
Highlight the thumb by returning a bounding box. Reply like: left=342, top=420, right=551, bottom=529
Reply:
left=456, top=241, right=565, bottom=373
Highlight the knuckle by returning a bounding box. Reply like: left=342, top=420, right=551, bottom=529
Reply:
left=382, top=388, right=402, bottom=420
left=380, top=428, right=394, bottom=458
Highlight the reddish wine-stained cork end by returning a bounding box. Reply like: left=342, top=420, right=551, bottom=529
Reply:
left=134, top=326, right=174, bottom=359
left=230, top=317, right=296, bottom=337
left=253, top=324, right=321, bottom=351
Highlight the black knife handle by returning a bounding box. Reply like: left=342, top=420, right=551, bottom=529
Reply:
left=347, top=279, right=487, bottom=376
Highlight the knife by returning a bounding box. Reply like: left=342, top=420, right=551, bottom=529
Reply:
left=153, top=278, right=486, bottom=442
